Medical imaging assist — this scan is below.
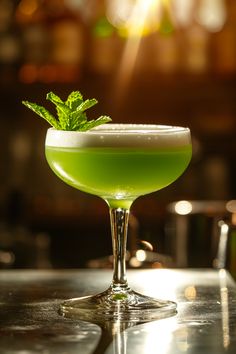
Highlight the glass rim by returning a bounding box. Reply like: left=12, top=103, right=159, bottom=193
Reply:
left=46, top=124, right=190, bottom=134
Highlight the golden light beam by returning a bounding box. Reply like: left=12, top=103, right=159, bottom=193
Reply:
left=112, top=0, right=164, bottom=105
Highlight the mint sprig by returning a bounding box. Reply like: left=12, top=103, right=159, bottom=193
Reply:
left=22, top=91, right=112, bottom=131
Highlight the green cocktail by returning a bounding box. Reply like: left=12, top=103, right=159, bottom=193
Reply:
left=45, top=124, right=192, bottom=321
left=46, top=145, right=191, bottom=209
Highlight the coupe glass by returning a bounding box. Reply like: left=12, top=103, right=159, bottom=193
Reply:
left=45, top=124, right=192, bottom=322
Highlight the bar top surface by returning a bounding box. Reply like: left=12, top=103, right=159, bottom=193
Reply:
left=0, top=268, right=235, bottom=354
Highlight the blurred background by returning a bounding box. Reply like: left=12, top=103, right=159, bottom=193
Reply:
left=0, top=0, right=236, bottom=273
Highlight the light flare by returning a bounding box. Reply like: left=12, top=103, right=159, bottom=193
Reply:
left=174, top=201, right=193, bottom=215
left=110, top=0, right=165, bottom=103
left=138, top=317, right=177, bottom=354
left=136, top=249, right=147, bottom=262
left=106, top=0, right=163, bottom=37
left=196, top=0, right=227, bottom=33
left=173, top=0, right=195, bottom=27
left=219, top=269, right=230, bottom=349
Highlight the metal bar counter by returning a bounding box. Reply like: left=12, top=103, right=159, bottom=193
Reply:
left=0, top=268, right=236, bottom=353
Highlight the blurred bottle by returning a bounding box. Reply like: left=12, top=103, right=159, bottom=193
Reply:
left=16, top=0, right=85, bottom=83
left=210, top=1, right=236, bottom=75
left=0, top=0, right=21, bottom=83
left=86, top=0, right=122, bottom=74
left=155, top=34, right=179, bottom=73
left=48, top=0, right=85, bottom=81
left=196, top=0, right=227, bottom=33
left=201, top=156, right=230, bottom=200
left=184, top=23, right=209, bottom=73
left=214, top=203, right=236, bottom=281
left=228, top=227, right=236, bottom=279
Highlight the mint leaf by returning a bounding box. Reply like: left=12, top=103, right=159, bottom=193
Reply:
left=76, top=98, right=98, bottom=114
left=79, top=116, right=112, bottom=131
left=46, top=91, right=64, bottom=105
left=46, top=92, right=71, bottom=130
left=22, top=101, right=61, bottom=129
left=76, top=116, right=111, bottom=132
left=69, top=110, right=87, bottom=130
left=22, top=91, right=112, bottom=131
left=65, top=91, right=83, bottom=110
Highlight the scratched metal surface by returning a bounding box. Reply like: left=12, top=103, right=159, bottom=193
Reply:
left=0, top=269, right=236, bottom=354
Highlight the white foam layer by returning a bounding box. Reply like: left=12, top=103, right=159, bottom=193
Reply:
left=45, top=124, right=191, bottom=148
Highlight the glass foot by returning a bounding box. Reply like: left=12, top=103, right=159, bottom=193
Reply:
left=60, top=287, right=177, bottom=322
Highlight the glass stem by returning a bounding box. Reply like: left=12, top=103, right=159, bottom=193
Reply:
left=109, top=207, right=130, bottom=292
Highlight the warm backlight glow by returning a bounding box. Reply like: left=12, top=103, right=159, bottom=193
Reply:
left=110, top=0, right=169, bottom=101
left=107, top=0, right=227, bottom=35
left=226, top=200, right=236, bottom=213
left=16, top=0, right=39, bottom=23
left=196, top=0, right=227, bottom=33
left=106, top=0, right=163, bottom=37
left=173, top=0, right=195, bottom=27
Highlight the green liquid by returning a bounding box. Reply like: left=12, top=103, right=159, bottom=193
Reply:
left=46, top=145, right=191, bottom=208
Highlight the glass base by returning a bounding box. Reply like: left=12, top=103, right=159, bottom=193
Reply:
left=60, top=287, right=177, bottom=322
